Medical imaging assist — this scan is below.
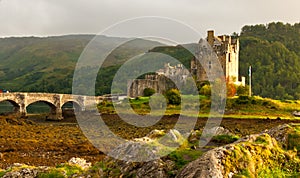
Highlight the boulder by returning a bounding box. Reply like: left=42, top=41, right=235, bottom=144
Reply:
left=177, top=124, right=300, bottom=178
left=68, top=157, right=91, bottom=170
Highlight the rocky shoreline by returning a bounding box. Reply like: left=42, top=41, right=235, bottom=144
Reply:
left=1, top=123, right=300, bottom=177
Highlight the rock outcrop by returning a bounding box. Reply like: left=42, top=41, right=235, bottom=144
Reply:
left=177, top=124, right=300, bottom=178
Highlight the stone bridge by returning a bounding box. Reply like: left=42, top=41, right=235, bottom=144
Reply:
left=0, top=92, right=104, bottom=120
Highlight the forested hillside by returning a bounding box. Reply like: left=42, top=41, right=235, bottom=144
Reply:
left=0, top=35, right=162, bottom=95
left=239, top=22, right=300, bottom=99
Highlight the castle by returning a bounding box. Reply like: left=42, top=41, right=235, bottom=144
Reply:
left=128, top=30, right=245, bottom=98
left=191, top=30, right=244, bottom=85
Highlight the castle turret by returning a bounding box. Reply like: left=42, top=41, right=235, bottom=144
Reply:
left=207, top=30, right=214, bottom=46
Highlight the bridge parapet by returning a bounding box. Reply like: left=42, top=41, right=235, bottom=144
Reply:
left=0, top=92, right=103, bottom=120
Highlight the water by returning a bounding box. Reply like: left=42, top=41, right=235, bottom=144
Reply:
left=0, top=101, right=14, bottom=113
left=0, top=101, right=50, bottom=114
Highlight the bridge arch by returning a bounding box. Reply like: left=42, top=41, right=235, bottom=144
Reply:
left=26, top=100, right=59, bottom=119
left=26, top=99, right=56, bottom=108
left=0, top=99, right=20, bottom=114
left=61, top=101, right=82, bottom=112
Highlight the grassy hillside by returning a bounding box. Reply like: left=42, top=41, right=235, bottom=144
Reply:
left=0, top=35, right=162, bottom=94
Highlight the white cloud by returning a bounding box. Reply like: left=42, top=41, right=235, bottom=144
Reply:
left=0, top=0, right=299, bottom=38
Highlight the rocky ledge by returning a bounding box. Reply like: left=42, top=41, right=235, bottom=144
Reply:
left=177, top=124, right=300, bottom=178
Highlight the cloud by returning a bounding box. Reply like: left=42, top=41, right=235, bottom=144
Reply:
left=0, top=0, right=299, bottom=38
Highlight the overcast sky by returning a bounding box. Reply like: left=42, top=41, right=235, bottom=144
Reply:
left=0, top=0, right=299, bottom=40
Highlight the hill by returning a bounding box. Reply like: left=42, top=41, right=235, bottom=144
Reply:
left=239, top=22, right=300, bottom=99
left=1, top=22, right=300, bottom=99
left=0, top=35, right=163, bottom=94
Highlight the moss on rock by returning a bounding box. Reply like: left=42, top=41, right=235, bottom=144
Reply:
left=177, top=124, right=300, bottom=178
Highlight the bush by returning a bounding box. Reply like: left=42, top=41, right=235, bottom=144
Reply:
left=211, top=134, right=239, bottom=144
left=236, top=85, right=249, bottom=96
left=235, top=95, right=251, bottom=104
left=199, top=84, right=211, bottom=96
left=227, top=83, right=237, bottom=97
left=143, top=88, right=155, bottom=97
left=165, top=89, right=181, bottom=105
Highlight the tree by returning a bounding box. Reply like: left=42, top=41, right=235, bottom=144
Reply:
left=239, top=23, right=300, bottom=100
left=165, top=89, right=181, bottom=105
left=143, top=88, right=155, bottom=97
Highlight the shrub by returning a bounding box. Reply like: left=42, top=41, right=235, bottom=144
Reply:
left=211, top=134, right=239, bottom=144
left=55, top=164, right=83, bottom=177
left=165, top=89, right=181, bottom=105
left=143, top=88, right=155, bottom=97
left=199, top=84, right=211, bottom=96
left=227, top=83, right=237, bottom=97
left=168, top=149, right=203, bottom=169
left=236, top=85, right=249, bottom=96
left=235, top=95, right=250, bottom=104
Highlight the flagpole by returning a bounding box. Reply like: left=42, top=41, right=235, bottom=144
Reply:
left=249, top=65, right=252, bottom=97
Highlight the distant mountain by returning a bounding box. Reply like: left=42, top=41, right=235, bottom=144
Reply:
left=0, top=35, right=163, bottom=94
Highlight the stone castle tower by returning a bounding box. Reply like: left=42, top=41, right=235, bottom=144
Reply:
left=191, top=30, right=244, bottom=85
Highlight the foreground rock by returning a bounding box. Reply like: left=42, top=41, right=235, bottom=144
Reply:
left=1, top=158, right=91, bottom=178
left=109, top=129, right=187, bottom=162
left=177, top=124, right=300, bottom=178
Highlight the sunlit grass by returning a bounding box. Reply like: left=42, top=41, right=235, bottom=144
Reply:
left=98, top=95, right=300, bottom=120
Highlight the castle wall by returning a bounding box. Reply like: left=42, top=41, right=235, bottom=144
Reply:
left=127, top=73, right=184, bottom=98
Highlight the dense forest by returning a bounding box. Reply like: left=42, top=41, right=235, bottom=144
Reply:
left=0, top=22, right=299, bottom=99
left=239, top=22, right=300, bottom=99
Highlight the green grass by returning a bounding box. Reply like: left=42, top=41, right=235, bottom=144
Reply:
left=233, top=169, right=251, bottom=178
left=0, top=171, right=7, bottom=178
left=212, top=134, right=240, bottom=144
left=98, top=95, right=300, bottom=119
left=37, top=170, right=65, bottom=178
left=255, top=135, right=269, bottom=145
left=55, top=164, right=83, bottom=177
left=258, top=167, right=300, bottom=178
left=168, top=148, right=203, bottom=169
left=130, top=97, right=150, bottom=104
left=287, top=128, right=300, bottom=155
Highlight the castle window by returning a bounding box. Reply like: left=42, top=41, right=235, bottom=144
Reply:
left=228, top=53, right=231, bottom=62
left=209, top=61, right=212, bottom=69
